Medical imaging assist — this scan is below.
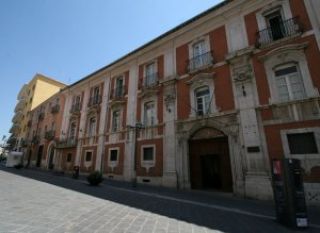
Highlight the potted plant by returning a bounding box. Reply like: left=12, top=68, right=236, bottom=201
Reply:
left=87, top=171, right=103, bottom=186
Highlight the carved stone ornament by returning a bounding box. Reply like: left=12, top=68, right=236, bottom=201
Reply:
left=233, top=65, right=253, bottom=82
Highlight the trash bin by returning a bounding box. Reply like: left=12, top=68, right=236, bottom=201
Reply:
left=271, top=158, right=308, bottom=228
left=72, top=165, right=79, bottom=179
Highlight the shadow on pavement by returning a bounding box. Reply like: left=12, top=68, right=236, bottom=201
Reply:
left=1, top=165, right=319, bottom=233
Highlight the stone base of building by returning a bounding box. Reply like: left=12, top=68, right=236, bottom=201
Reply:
left=305, top=183, right=320, bottom=205
left=244, top=173, right=273, bottom=200
left=162, top=171, right=178, bottom=188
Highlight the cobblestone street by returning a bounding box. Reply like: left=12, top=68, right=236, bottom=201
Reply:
left=0, top=168, right=319, bottom=233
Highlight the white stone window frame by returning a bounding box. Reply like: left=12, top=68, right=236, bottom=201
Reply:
left=264, top=49, right=318, bottom=104
left=256, top=0, right=293, bottom=32
left=281, top=127, right=320, bottom=174
left=188, top=75, right=216, bottom=118
left=141, top=96, right=158, bottom=127
left=108, top=147, right=120, bottom=169
left=141, top=144, right=156, bottom=173
left=84, top=150, right=93, bottom=168
left=188, top=35, right=211, bottom=60
left=111, top=107, right=122, bottom=133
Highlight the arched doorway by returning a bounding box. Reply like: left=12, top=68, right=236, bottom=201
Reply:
left=47, top=145, right=55, bottom=169
left=189, top=127, right=233, bottom=192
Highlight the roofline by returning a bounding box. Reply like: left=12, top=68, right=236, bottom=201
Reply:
left=33, top=73, right=67, bottom=88
left=68, top=0, right=231, bottom=88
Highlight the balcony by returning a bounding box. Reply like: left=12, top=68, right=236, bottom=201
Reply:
left=70, top=103, right=81, bottom=114
left=56, top=138, right=77, bottom=149
left=38, top=112, right=45, bottom=121
left=256, top=17, right=302, bottom=47
left=260, top=97, right=320, bottom=123
left=20, top=139, right=30, bottom=148
left=12, top=111, right=23, bottom=123
left=187, top=51, right=213, bottom=73
left=51, top=104, right=60, bottom=114
left=32, top=135, right=40, bottom=145
left=110, top=86, right=126, bottom=100
left=9, top=124, right=20, bottom=134
left=142, top=73, right=159, bottom=88
left=14, top=100, right=26, bottom=112
left=44, top=130, right=55, bottom=141
left=88, top=95, right=102, bottom=108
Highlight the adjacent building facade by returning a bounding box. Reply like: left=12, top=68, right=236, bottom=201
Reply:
left=22, top=0, right=320, bottom=204
left=9, top=74, right=66, bottom=151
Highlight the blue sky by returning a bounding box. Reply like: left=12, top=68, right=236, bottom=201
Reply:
left=0, top=0, right=223, bottom=140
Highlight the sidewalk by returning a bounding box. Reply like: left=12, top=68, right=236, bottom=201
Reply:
left=1, top=164, right=319, bottom=230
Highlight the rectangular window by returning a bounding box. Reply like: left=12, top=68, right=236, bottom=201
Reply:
left=143, top=147, right=154, bottom=161
left=115, top=77, right=124, bottom=97
left=110, top=149, right=118, bottom=162
left=287, top=132, right=318, bottom=154
left=67, top=153, right=72, bottom=162
left=275, top=65, right=305, bottom=102
left=145, top=62, right=157, bottom=86
left=88, top=117, right=96, bottom=136
left=265, top=11, right=284, bottom=41
left=112, top=110, right=120, bottom=132
left=144, top=101, right=155, bottom=126
left=85, top=151, right=92, bottom=162
left=195, top=87, right=211, bottom=115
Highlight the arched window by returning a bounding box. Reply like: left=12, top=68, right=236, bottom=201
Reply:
left=194, top=86, right=211, bottom=116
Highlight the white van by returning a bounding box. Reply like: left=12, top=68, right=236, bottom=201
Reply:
left=6, top=151, right=23, bottom=168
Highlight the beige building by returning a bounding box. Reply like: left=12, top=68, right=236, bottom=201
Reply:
left=10, top=74, right=66, bottom=151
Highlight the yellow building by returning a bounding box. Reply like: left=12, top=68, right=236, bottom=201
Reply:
left=9, top=74, right=66, bottom=151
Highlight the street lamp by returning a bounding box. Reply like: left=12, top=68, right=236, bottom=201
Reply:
left=127, top=122, right=144, bottom=187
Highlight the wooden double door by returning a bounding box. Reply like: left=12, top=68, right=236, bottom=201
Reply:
left=189, top=136, right=233, bottom=192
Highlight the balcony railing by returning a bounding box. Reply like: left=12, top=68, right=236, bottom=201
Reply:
left=110, top=86, right=126, bottom=100
left=32, top=135, right=40, bottom=145
left=20, top=139, right=30, bottom=147
left=38, top=112, right=45, bottom=121
left=88, top=95, right=102, bottom=107
left=187, top=51, right=213, bottom=73
left=70, top=103, right=81, bottom=114
left=44, top=130, right=55, bottom=140
left=51, top=104, right=60, bottom=114
left=256, top=17, right=302, bottom=47
left=143, top=73, right=159, bottom=88
left=259, top=97, right=320, bottom=122
left=56, top=137, right=77, bottom=149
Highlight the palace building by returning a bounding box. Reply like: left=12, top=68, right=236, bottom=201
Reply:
left=22, top=0, right=320, bottom=204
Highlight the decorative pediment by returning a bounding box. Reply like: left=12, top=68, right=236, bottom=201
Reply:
left=259, top=42, right=308, bottom=62
left=186, top=72, right=214, bottom=86
left=232, top=64, right=253, bottom=83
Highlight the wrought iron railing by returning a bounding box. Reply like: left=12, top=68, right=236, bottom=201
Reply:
left=44, top=130, right=55, bottom=140
left=56, top=137, right=77, bottom=148
left=51, top=105, right=60, bottom=114
left=88, top=95, right=102, bottom=107
left=187, top=51, right=213, bottom=73
left=70, top=103, right=81, bottom=114
left=110, top=86, right=126, bottom=99
left=256, top=17, right=302, bottom=47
